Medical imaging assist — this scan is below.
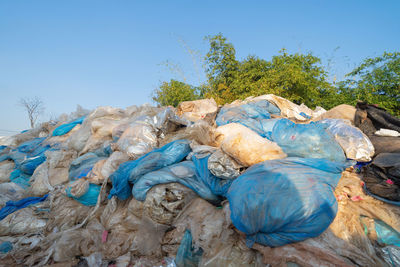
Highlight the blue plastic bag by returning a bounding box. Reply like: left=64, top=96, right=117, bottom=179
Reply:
left=52, top=116, right=86, bottom=136
left=9, top=170, right=31, bottom=189
left=0, top=194, right=48, bottom=220
left=0, top=241, right=13, bottom=254
left=65, top=183, right=101, bottom=206
left=191, top=154, right=233, bottom=196
left=270, top=119, right=346, bottom=163
left=227, top=157, right=348, bottom=247
left=19, top=155, right=47, bottom=175
left=69, top=153, right=105, bottom=181
left=175, top=230, right=203, bottom=267
left=132, top=160, right=220, bottom=203
left=0, top=145, right=7, bottom=153
left=17, top=138, right=46, bottom=153
left=216, top=100, right=280, bottom=137
left=109, top=139, right=191, bottom=200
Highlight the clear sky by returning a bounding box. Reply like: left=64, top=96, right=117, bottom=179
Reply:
left=0, top=0, right=399, bottom=134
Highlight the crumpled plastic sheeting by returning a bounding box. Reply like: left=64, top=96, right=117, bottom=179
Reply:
left=381, top=246, right=400, bottom=267
left=115, top=116, right=158, bottom=158
left=132, top=160, right=220, bottom=203
left=133, top=183, right=198, bottom=225
left=1, top=122, right=52, bottom=147
left=163, top=198, right=261, bottom=266
left=253, top=94, right=323, bottom=121
left=110, top=139, right=191, bottom=200
left=86, top=159, right=107, bottom=184
left=271, top=118, right=347, bottom=163
left=186, top=142, right=216, bottom=161
left=45, top=193, right=92, bottom=232
left=0, top=194, right=48, bottom=220
left=0, top=161, right=14, bottom=183
left=177, top=98, right=218, bottom=122
left=0, top=183, right=25, bottom=208
left=216, top=100, right=279, bottom=136
left=29, top=149, right=76, bottom=196
left=52, top=116, right=86, bottom=136
left=253, top=229, right=378, bottom=267
left=314, top=104, right=356, bottom=124
left=175, top=230, right=203, bottom=267
left=160, top=120, right=215, bottom=148
left=5, top=137, right=53, bottom=176
left=330, top=171, right=400, bottom=265
left=0, top=208, right=47, bottom=235
left=208, top=149, right=243, bottom=179
left=9, top=169, right=31, bottom=189
left=65, top=181, right=101, bottom=206
left=215, top=123, right=286, bottom=166
left=67, top=106, right=126, bottom=153
left=192, top=155, right=233, bottom=197
left=69, top=152, right=106, bottom=181
left=227, top=157, right=348, bottom=247
left=100, top=151, right=129, bottom=180
left=318, top=118, right=375, bottom=162
left=154, top=107, right=192, bottom=134
left=115, top=108, right=191, bottom=159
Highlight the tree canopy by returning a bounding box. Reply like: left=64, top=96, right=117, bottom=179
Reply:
left=152, top=79, right=200, bottom=107
left=338, top=52, right=400, bottom=116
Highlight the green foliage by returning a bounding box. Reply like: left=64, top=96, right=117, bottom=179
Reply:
left=152, top=79, right=200, bottom=107
left=339, top=52, right=400, bottom=116
left=204, top=34, right=334, bottom=108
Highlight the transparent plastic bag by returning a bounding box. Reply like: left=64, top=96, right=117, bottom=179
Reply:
left=318, top=118, right=375, bottom=162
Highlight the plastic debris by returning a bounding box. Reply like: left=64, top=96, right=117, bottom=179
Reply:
left=110, top=139, right=191, bottom=200
left=0, top=95, right=398, bottom=266
left=175, top=230, right=203, bottom=267
left=227, top=157, right=348, bottom=247
left=52, top=116, right=86, bottom=136
left=215, top=123, right=286, bottom=166
left=177, top=98, right=218, bottom=122
left=0, top=194, right=48, bottom=220
left=375, top=128, right=400, bottom=137
left=318, top=118, right=375, bottom=161
left=270, top=118, right=347, bottom=163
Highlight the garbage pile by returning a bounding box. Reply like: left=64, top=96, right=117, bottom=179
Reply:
left=0, top=95, right=400, bottom=266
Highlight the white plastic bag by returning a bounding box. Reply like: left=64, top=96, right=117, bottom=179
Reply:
left=319, top=119, right=375, bottom=162
left=375, top=128, right=400, bottom=137
left=215, top=123, right=286, bottom=166
left=177, top=98, right=218, bottom=122
left=0, top=161, right=14, bottom=183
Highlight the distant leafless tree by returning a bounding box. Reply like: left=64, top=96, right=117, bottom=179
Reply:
left=19, top=97, right=45, bottom=128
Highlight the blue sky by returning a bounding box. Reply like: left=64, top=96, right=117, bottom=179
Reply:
left=0, top=0, right=399, bottom=134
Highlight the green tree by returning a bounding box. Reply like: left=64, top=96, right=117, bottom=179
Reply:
left=204, top=34, right=334, bottom=107
left=339, top=52, right=400, bottom=116
left=204, top=34, right=240, bottom=104
left=252, top=50, right=333, bottom=108
left=152, top=79, right=200, bottom=107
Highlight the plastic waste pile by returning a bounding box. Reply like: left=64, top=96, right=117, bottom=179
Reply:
left=0, top=95, right=399, bottom=266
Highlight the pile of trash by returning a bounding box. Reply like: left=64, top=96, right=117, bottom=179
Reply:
left=0, top=95, right=399, bottom=266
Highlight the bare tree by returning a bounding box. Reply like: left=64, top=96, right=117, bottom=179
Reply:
left=19, top=97, right=45, bottom=128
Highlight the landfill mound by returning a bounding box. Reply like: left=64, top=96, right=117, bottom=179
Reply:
left=0, top=95, right=400, bottom=266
